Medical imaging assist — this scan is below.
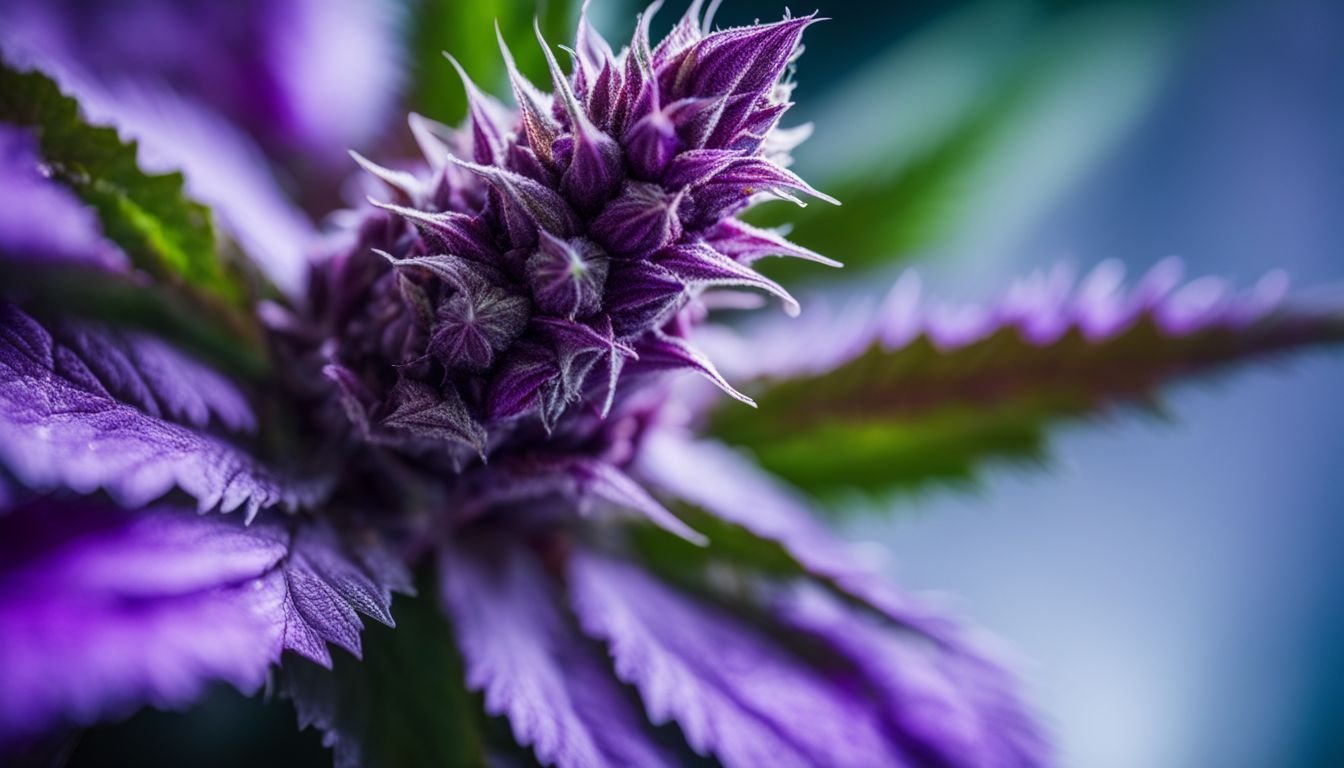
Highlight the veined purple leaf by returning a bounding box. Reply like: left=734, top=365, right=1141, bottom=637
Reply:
left=0, top=500, right=408, bottom=748
left=708, top=261, right=1344, bottom=496
left=634, top=429, right=1051, bottom=767
left=568, top=549, right=911, bottom=768
left=48, top=319, right=256, bottom=432
left=439, top=541, right=674, bottom=768
left=777, top=585, right=1050, bottom=768
left=0, top=302, right=309, bottom=518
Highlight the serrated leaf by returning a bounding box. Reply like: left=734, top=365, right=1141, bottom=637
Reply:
left=0, top=62, right=240, bottom=303
left=283, top=588, right=487, bottom=768
left=708, top=269, right=1344, bottom=499
left=0, top=62, right=268, bottom=375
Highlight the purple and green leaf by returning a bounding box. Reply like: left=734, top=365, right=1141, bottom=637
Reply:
left=0, top=62, right=268, bottom=374
left=708, top=263, right=1344, bottom=497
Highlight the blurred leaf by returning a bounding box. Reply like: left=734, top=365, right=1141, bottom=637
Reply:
left=0, top=62, right=268, bottom=375
left=0, top=62, right=244, bottom=305
left=405, top=0, right=577, bottom=124
left=754, top=3, right=1170, bottom=283
left=283, top=589, right=487, bottom=768
left=0, top=263, right=268, bottom=377
left=630, top=505, right=805, bottom=581
left=709, top=310, right=1344, bottom=500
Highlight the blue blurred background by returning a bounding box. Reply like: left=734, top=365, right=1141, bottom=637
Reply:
left=23, top=0, right=1340, bottom=765
left=830, top=1, right=1344, bottom=765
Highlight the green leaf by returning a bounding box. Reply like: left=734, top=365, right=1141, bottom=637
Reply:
left=709, top=309, right=1344, bottom=500
left=753, top=3, right=1170, bottom=284
left=405, top=0, right=577, bottom=124
left=283, top=589, right=487, bottom=768
left=0, top=62, right=268, bottom=375
left=0, top=62, right=244, bottom=305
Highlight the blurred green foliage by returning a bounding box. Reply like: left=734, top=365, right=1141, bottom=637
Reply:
left=709, top=314, right=1344, bottom=502
left=404, top=0, right=576, bottom=124
left=751, top=1, right=1171, bottom=284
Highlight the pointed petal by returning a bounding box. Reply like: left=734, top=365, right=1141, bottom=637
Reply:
left=633, top=332, right=755, bottom=406
left=655, top=241, right=799, bottom=316
left=367, top=199, right=499, bottom=262
left=496, top=23, right=560, bottom=165
left=535, top=19, right=624, bottom=210
left=442, top=53, right=513, bottom=165
left=450, top=156, right=579, bottom=240
left=590, top=181, right=684, bottom=256
left=604, top=258, right=687, bottom=338
left=378, top=379, right=487, bottom=455
left=350, top=150, right=423, bottom=202
left=704, top=217, right=841, bottom=268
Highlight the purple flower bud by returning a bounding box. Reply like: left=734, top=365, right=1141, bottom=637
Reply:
left=314, top=0, right=834, bottom=451
left=590, top=181, right=684, bottom=256
left=430, top=283, right=530, bottom=372
left=527, top=232, right=609, bottom=319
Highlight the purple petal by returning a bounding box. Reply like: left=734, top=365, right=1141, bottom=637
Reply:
left=439, top=541, right=673, bottom=768
left=451, top=157, right=580, bottom=242
left=527, top=232, right=610, bottom=319
left=654, top=241, right=799, bottom=316
left=569, top=549, right=908, bottom=768
left=443, top=53, right=514, bottom=166
left=604, top=259, right=687, bottom=338
left=590, top=182, right=684, bottom=256
left=496, top=25, right=560, bottom=168
left=378, top=379, right=487, bottom=456
left=371, top=200, right=499, bottom=263
left=703, top=217, right=841, bottom=268
left=629, top=332, right=755, bottom=406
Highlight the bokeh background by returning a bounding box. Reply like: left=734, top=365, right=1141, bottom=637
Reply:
left=13, top=0, right=1340, bottom=765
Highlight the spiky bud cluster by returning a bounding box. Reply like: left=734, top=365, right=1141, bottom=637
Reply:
left=314, top=2, right=837, bottom=464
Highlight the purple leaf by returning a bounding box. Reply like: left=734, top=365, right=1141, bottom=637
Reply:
left=707, top=261, right=1344, bottom=495
left=777, top=585, right=1050, bottom=768
left=0, top=302, right=308, bottom=518
left=49, top=319, right=256, bottom=432
left=568, top=550, right=908, bottom=768
left=0, top=499, right=409, bottom=747
left=439, top=541, right=673, bottom=768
